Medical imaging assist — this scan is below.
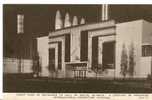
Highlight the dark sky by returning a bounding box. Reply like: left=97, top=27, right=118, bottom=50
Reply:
left=3, top=4, right=152, bottom=58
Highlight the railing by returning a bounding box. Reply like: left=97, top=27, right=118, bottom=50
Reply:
left=66, top=62, right=87, bottom=79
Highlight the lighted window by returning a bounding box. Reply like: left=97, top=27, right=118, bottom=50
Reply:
left=17, top=14, right=24, bottom=34
left=142, top=45, right=152, bottom=57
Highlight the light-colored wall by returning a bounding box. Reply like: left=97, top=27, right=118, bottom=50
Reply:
left=142, top=20, right=152, bottom=44
left=3, top=57, right=33, bottom=74
left=116, top=20, right=143, bottom=78
left=140, top=20, right=152, bottom=78
left=71, top=28, right=81, bottom=62
left=140, top=57, right=152, bottom=78
left=37, top=36, right=49, bottom=77
left=38, top=36, right=66, bottom=78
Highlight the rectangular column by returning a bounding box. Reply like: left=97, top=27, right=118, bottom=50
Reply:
left=98, top=37, right=103, bottom=67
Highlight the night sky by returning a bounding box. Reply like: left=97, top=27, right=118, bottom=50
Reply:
left=3, top=4, right=152, bottom=59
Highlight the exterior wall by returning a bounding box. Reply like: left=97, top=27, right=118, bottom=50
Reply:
left=71, top=28, right=81, bottom=62
left=142, top=20, right=152, bottom=44
left=37, top=35, right=66, bottom=78
left=37, top=36, right=49, bottom=77
left=140, top=20, right=152, bottom=78
left=116, top=20, right=143, bottom=78
left=3, top=57, right=33, bottom=74
left=140, top=57, right=152, bottom=78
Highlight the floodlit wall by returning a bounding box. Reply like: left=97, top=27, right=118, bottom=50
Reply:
left=37, top=36, right=49, bottom=77
left=140, top=20, right=152, bottom=78
left=3, top=57, right=33, bottom=74
left=116, top=20, right=143, bottom=78
left=140, top=57, right=152, bottom=78
left=71, top=28, right=81, bottom=62
left=142, top=20, right=152, bottom=44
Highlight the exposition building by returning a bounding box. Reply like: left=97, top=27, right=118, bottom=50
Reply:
left=37, top=8, right=152, bottom=79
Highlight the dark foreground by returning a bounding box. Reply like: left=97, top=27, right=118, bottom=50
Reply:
left=3, top=74, right=152, bottom=93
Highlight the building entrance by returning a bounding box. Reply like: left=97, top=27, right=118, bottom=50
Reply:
left=102, top=41, right=115, bottom=69
left=49, top=48, right=55, bottom=71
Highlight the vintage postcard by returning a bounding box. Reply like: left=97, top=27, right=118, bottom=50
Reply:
left=3, top=4, right=152, bottom=100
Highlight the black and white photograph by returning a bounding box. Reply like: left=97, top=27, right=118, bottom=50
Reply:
left=3, top=4, right=152, bottom=93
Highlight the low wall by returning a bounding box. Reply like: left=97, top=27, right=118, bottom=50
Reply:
left=3, top=57, right=33, bottom=74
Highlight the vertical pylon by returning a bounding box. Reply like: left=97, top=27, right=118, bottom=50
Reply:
left=64, top=12, right=71, bottom=28
left=72, top=16, right=78, bottom=26
left=80, top=17, right=85, bottom=24
left=55, top=10, right=63, bottom=30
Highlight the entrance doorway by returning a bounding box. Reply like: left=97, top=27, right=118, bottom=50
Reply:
left=102, top=41, right=115, bottom=69
left=92, top=36, right=98, bottom=69
left=49, top=48, right=55, bottom=71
